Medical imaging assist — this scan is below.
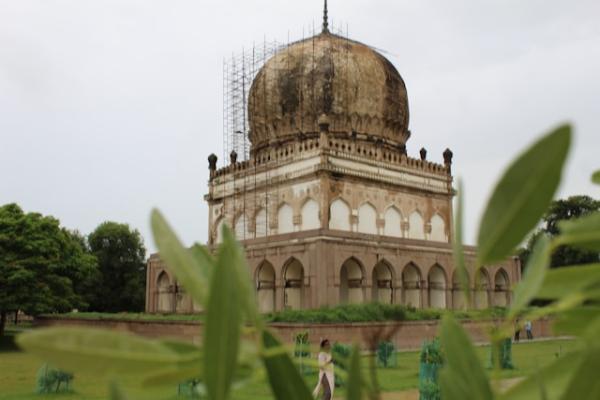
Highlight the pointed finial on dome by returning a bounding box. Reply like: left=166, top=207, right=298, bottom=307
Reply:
left=322, top=0, right=330, bottom=33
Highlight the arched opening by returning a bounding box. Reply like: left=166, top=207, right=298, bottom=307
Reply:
left=494, top=269, right=510, bottom=307
left=256, top=261, right=276, bottom=313
left=372, top=261, right=393, bottom=304
left=383, top=207, right=402, bottom=238
left=475, top=269, right=490, bottom=309
left=402, top=263, right=422, bottom=308
left=428, top=265, right=447, bottom=309
left=452, top=270, right=470, bottom=310
left=408, top=211, right=425, bottom=240
left=430, top=214, right=447, bottom=242
left=277, top=203, right=294, bottom=234
left=255, top=208, right=268, bottom=238
left=301, top=199, right=320, bottom=231
left=284, top=258, right=304, bottom=310
left=329, top=199, right=351, bottom=231
left=234, top=214, right=249, bottom=240
left=357, top=203, right=377, bottom=234
left=156, top=272, right=172, bottom=313
left=340, top=258, right=364, bottom=304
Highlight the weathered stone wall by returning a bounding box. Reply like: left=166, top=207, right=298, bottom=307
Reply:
left=35, top=316, right=554, bottom=351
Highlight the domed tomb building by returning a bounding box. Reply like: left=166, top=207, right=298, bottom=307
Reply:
left=145, top=6, right=520, bottom=314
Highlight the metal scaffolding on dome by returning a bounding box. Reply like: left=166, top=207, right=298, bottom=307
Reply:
left=222, top=40, right=283, bottom=163
left=220, top=23, right=351, bottom=242
left=221, top=24, right=348, bottom=163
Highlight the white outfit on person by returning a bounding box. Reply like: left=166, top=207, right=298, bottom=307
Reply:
left=313, top=351, right=334, bottom=399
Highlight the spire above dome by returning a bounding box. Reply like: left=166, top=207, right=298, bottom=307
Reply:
left=322, top=0, right=329, bottom=34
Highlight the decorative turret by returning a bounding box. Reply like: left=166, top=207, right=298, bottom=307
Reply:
left=443, top=148, right=453, bottom=172
left=208, top=153, right=218, bottom=178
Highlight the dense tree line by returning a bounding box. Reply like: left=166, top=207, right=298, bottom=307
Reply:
left=0, top=204, right=146, bottom=336
left=519, top=195, right=600, bottom=269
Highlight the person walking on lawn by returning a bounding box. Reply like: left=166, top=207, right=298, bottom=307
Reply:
left=525, top=320, right=534, bottom=340
left=313, top=339, right=335, bottom=400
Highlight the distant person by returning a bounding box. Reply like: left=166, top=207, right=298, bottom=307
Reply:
left=313, top=339, right=334, bottom=400
left=525, top=320, right=533, bottom=340
left=514, top=319, right=521, bottom=342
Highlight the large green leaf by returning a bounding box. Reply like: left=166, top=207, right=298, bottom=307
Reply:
left=151, top=209, right=212, bottom=305
left=558, top=212, right=600, bottom=251
left=190, top=243, right=215, bottom=281
left=537, top=264, right=600, bottom=299
left=16, top=327, right=196, bottom=376
left=477, top=124, right=571, bottom=265
left=143, top=339, right=203, bottom=386
left=452, top=180, right=470, bottom=306
left=224, top=226, right=260, bottom=326
left=553, top=307, right=600, bottom=337
left=109, top=382, right=128, bottom=400
left=499, top=350, right=583, bottom=400
left=509, top=235, right=552, bottom=318
left=560, top=348, right=600, bottom=400
left=439, top=315, right=493, bottom=400
left=261, top=330, right=313, bottom=400
left=592, top=170, right=600, bottom=185
left=203, top=225, right=243, bottom=400
left=346, top=345, right=363, bottom=400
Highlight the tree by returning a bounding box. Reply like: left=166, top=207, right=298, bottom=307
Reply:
left=0, top=204, right=97, bottom=337
left=519, top=195, right=600, bottom=269
left=87, top=222, right=146, bottom=312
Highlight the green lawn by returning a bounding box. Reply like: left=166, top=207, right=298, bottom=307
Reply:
left=0, top=334, right=576, bottom=400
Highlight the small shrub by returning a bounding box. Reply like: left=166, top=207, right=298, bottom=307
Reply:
left=489, top=338, right=515, bottom=370
left=376, top=341, right=397, bottom=368
left=36, top=364, right=73, bottom=394
left=177, top=378, right=203, bottom=399
left=419, top=338, right=443, bottom=400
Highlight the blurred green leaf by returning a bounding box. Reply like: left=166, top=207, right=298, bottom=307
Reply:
left=16, top=327, right=195, bottom=376
left=452, top=180, right=471, bottom=307
left=190, top=243, right=215, bottom=281
left=158, top=339, right=202, bottom=356
left=537, top=264, right=600, bottom=299
left=558, top=212, right=600, bottom=251
left=559, top=348, right=600, bottom=400
left=261, top=330, right=313, bottom=400
left=592, top=170, right=600, bottom=185
left=151, top=209, right=212, bottom=305
left=225, top=227, right=260, bottom=326
left=204, top=225, right=243, bottom=400
left=499, top=350, right=583, bottom=400
left=142, top=339, right=203, bottom=386
left=509, top=235, right=552, bottom=318
left=346, top=345, right=363, bottom=400
left=143, top=367, right=202, bottom=387
left=439, top=315, right=493, bottom=400
left=553, top=307, right=600, bottom=337
left=477, top=124, right=571, bottom=265
left=109, top=382, right=128, bottom=400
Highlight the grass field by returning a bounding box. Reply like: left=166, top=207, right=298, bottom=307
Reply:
left=0, top=328, right=576, bottom=400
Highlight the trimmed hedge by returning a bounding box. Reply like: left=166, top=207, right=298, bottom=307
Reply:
left=266, top=304, right=507, bottom=324
left=42, top=305, right=507, bottom=325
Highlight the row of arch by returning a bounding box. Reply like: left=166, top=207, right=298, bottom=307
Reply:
left=253, top=258, right=511, bottom=313
left=216, top=199, right=447, bottom=243
left=154, top=259, right=511, bottom=313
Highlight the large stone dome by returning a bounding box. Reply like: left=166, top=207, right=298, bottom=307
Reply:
left=248, top=32, right=410, bottom=149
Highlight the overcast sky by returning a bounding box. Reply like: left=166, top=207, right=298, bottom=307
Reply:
left=1, top=0, right=599, bottom=253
